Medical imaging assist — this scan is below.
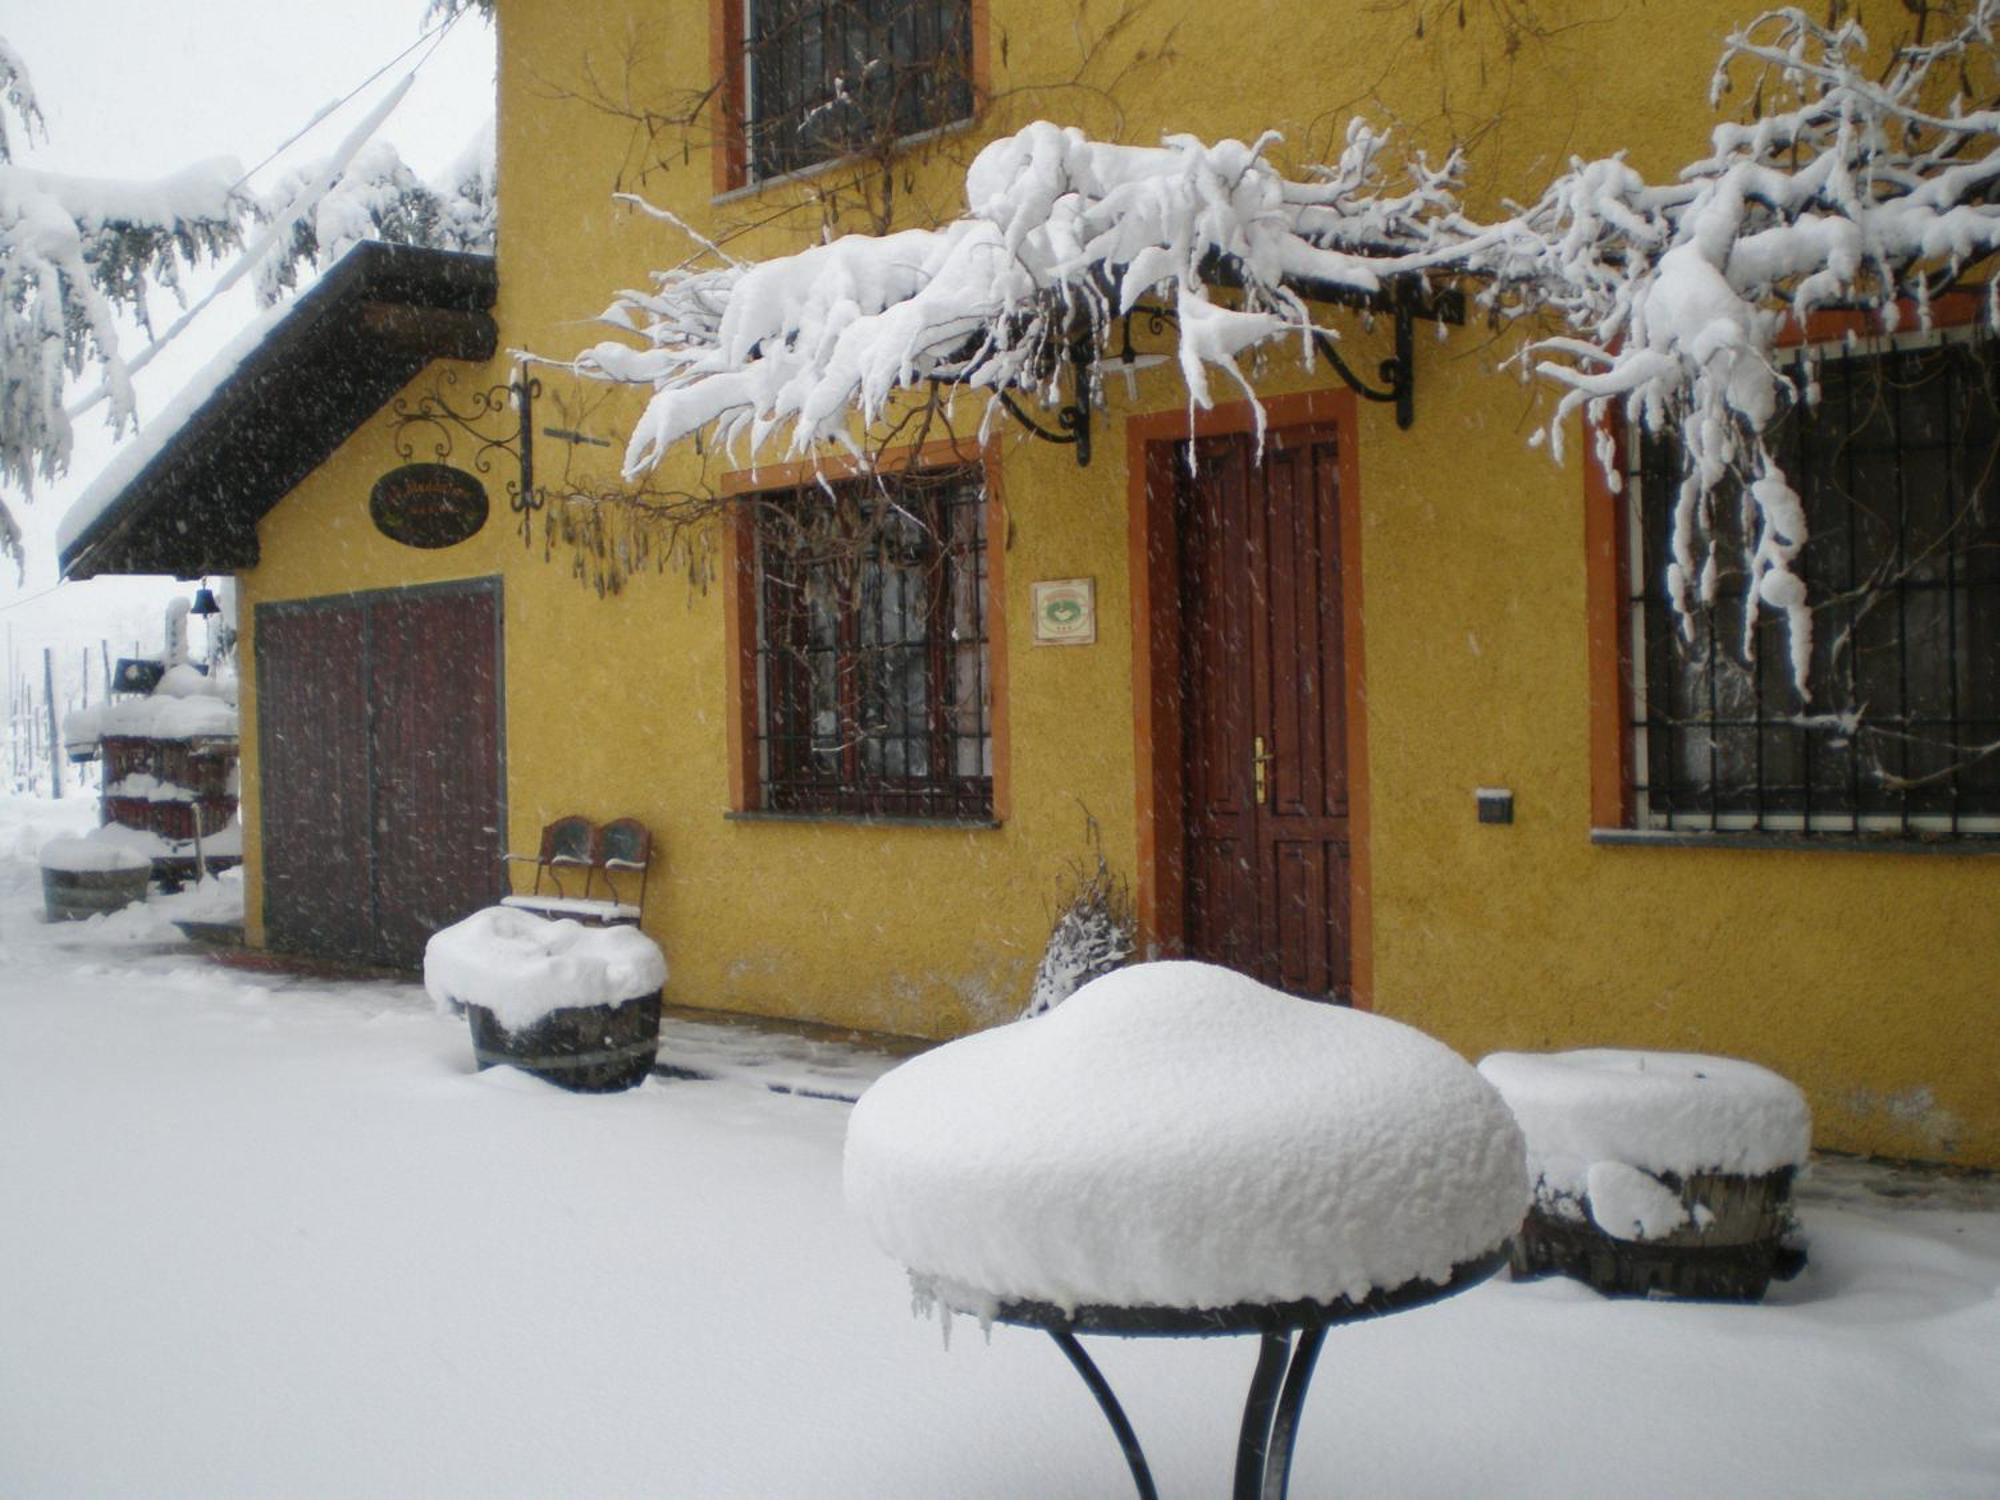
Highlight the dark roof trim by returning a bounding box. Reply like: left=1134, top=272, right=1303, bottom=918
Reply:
left=61, top=242, right=499, bottom=581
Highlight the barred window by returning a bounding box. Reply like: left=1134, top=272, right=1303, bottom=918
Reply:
left=1628, top=334, right=2000, bottom=838
left=743, top=0, right=974, bottom=182
left=752, top=468, right=992, bottom=819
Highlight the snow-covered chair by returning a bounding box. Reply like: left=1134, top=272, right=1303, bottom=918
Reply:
left=500, top=815, right=652, bottom=926
left=844, top=962, right=1528, bottom=1498
left=1477, top=1049, right=1811, bottom=1300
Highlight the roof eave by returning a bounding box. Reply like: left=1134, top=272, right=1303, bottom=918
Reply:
left=60, top=242, right=500, bottom=582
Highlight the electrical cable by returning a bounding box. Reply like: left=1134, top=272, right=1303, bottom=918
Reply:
left=64, top=9, right=473, bottom=419
left=0, top=581, right=72, bottom=615
left=219, top=9, right=466, bottom=204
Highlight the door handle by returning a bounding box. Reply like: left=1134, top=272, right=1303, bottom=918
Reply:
left=1252, top=735, right=1274, bottom=806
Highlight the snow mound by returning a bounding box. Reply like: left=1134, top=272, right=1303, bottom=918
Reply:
left=1478, top=1050, right=1811, bottom=1215
left=64, top=692, right=236, bottom=746
left=1584, top=1159, right=1692, bottom=1241
left=154, top=663, right=235, bottom=702
left=423, top=907, right=667, bottom=1033
left=844, top=961, right=1528, bottom=1315
left=38, top=835, right=151, bottom=874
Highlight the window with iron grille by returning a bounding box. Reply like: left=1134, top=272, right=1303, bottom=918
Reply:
left=1627, top=333, right=2000, bottom=838
left=742, top=0, right=974, bottom=182
left=752, top=467, right=992, bottom=819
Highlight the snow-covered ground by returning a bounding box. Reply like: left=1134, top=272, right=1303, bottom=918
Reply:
left=1, top=792, right=1996, bottom=1499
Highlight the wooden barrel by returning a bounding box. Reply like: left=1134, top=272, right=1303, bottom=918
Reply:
left=466, top=990, right=663, bottom=1093
left=1511, top=1167, right=1802, bottom=1301
left=41, top=863, right=152, bottom=922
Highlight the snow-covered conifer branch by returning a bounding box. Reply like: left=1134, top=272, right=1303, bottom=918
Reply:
left=251, top=119, right=497, bottom=305
left=0, top=152, right=246, bottom=566
left=569, top=118, right=1463, bottom=476
left=0, top=38, right=42, bottom=165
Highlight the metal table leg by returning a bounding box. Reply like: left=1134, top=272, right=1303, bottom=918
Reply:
left=1262, top=1326, right=1326, bottom=1500
left=1049, top=1330, right=1159, bottom=1500
left=1051, top=1324, right=1326, bottom=1500
left=1233, top=1331, right=1292, bottom=1499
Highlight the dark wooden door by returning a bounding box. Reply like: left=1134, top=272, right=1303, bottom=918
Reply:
left=258, top=581, right=504, bottom=969
left=259, top=603, right=373, bottom=961
left=369, top=589, right=506, bottom=968
left=1179, top=426, right=1352, bottom=1001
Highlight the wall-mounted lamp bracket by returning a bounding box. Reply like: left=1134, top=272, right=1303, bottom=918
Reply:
left=971, top=275, right=1467, bottom=465
left=997, top=336, right=1097, bottom=467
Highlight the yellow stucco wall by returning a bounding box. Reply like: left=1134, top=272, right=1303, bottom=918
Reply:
left=234, top=0, right=1999, bottom=1164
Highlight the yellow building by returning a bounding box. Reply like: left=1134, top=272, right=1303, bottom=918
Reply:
left=63, top=0, right=2000, bottom=1166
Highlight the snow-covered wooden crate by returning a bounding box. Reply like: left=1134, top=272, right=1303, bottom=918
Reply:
left=1477, top=1050, right=1811, bottom=1301
left=424, top=907, right=668, bottom=1093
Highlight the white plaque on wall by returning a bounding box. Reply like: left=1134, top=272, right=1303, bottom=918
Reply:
left=1032, top=578, right=1097, bottom=646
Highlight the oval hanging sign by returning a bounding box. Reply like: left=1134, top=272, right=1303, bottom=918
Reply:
left=370, top=464, right=488, bottom=549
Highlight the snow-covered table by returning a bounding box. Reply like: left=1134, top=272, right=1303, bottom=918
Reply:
left=845, top=963, right=1529, bottom=1498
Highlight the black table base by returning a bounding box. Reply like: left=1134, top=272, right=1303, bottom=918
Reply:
left=996, top=1247, right=1507, bottom=1500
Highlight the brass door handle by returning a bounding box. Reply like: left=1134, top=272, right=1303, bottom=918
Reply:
left=1253, top=735, right=1275, bottom=805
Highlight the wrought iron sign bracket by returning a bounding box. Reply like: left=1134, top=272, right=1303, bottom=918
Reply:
left=1307, top=278, right=1467, bottom=431
left=387, top=370, right=561, bottom=539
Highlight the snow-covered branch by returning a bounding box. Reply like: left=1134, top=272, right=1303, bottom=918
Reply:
left=252, top=118, right=497, bottom=306
left=0, top=151, right=246, bottom=565
left=570, top=118, right=1461, bottom=474
left=566, top=4, right=2000, bottom=705
left=0, top=36, right=42, bottom=166
left=1475, top=1, right=2000, bottom=694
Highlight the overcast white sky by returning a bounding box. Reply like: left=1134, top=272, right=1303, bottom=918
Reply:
left=1, top=1, right=495, bottom=682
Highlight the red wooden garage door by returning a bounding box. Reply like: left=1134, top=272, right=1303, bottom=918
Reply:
left=257, top=579, right=504, bottom=970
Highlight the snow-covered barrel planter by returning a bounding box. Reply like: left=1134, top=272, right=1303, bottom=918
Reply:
left=38, top=836, right=152, bottom=922
left=1477, top=1050, right=1811, bottom=1301
left=424, top=908, right=667, bottom=1093
left=845, top=962, right=1528, bottom=1318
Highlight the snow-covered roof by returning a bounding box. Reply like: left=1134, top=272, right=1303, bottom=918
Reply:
left=59, top=241, right=499, bottom=582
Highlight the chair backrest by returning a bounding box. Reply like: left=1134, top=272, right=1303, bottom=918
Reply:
left=599, top=817, right=653, bottom=912
left=538, top=815, right=601, bottom=898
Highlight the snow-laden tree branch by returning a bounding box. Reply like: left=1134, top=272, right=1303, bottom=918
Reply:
left=570, top=118, right=1462, bottom=473
left=0, top=47, right=246, bottom=567
left=1477, top=2, right=2000, bottom=695
left=0, top=27, right=497, bottom=580
left=253, top=120, right=497, bottom=306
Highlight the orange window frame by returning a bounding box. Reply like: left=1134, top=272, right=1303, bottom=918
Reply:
left=1584, top=289, right=1993, bottom=832
left=708, top=0, right=993, bottom=196
left=721, top=436, right=1010, bottom=820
